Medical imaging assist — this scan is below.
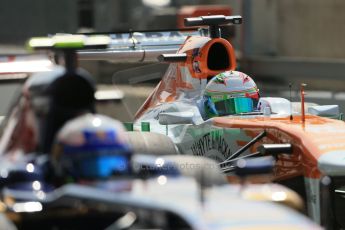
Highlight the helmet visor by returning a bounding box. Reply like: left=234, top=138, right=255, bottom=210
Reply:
left=214, top=97, right=254, bottom=116
left=79, top=153, right=131, bottom=178
left=62, top=148, right=131, bottom=179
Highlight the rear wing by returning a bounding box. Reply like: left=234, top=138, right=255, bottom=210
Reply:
left=77, top=15, right=241, bottom=63
left=77, top=30, right=201, bottom=63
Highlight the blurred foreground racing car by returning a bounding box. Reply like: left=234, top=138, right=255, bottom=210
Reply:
left=0, top=148, right=319, bottom=230
left=75, top=15, right=345, bottom=228
left=0, top=43, right=320, bottom=229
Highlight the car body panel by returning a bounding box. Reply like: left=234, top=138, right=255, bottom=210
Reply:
left=2, top=177, right=321, bottom=230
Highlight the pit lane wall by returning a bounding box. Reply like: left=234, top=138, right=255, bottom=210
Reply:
left=1, top=1, right=345, bottom=59
left=222, top=0, right=345, bottom=59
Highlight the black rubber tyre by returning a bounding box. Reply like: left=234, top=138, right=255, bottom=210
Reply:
left=125, top=131, right=179, bottom=156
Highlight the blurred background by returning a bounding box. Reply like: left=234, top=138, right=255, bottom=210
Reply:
left=0, top=0, right=345, bottom=121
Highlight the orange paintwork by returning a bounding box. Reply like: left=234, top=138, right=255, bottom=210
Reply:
left=214, top=115, right=345, bottom=179
left=179, top=36, right=236, bottom=79
left=135, top=36, right=236, bottom=119
left=135, top=65, right=179, bottom=118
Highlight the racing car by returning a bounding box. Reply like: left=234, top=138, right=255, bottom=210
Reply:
left=76, top=15, right=345, bottom=228
left=36, top=14, right=345, bottom=228
left=102, top=15, right=344, bottom=228
left=0, top=148, right=318, bottom=230
left=0, top=40, right=319, bottom=229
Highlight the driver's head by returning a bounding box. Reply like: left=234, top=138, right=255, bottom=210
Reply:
left=23, top=67, right=96, bottom=154
left=51, top=113, right=132, bottom=182
left=203, top=71, right=259, bottom=119
left=42, top=68, right=96, bottom=153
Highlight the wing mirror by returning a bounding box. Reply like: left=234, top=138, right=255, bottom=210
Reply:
left=159, top=111, right=195, bottom=125
left=257, top=144, right=292, bottom=157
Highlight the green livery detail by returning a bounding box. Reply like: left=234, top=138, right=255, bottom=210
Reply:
left=28, top=35, right=110, bottom=50
left=179, top=124, right=253, bottom=162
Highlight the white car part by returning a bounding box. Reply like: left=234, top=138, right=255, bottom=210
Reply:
left=308, top=105, right=339, bottom=117
left=159, top=111, right=195, bottom=125
left=257, top=97, right=292, bottom=115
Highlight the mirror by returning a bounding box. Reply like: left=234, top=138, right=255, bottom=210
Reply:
left=159, top=111, right=194, bottom=125
left=257, top=143, right=292, bottom=156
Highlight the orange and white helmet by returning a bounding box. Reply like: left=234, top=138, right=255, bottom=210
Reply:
left=203, top=71, right=259, bottom=119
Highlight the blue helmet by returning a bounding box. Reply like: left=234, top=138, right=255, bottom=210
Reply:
left=51, top=113, right=132, bottom=180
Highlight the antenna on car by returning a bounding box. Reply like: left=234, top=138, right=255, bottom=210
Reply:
left=300, top=83, right=307, bottom=123
left=289, top=83, right=293, bottom=121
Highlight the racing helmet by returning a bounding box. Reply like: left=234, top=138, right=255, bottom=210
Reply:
left=51, top=113, right=132, bottom=181
left=42, top=68, right=96, bottom=154
left=203, top=71, right=259, bottom=119
left=20, top=66, right=96, bottom=154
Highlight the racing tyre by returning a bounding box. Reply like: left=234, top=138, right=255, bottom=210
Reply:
left=162, top=155, right=228, bottom=187
left=125, top=131, right=179, bottom=156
